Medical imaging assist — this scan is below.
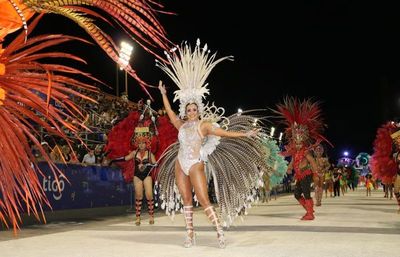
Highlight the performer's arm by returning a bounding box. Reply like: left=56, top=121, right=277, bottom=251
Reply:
left=109, top=150, right=135, bottom=164
left=158, top=80, right=182, bottom=129
left=124, top=150, right=136, bottom=161
left=150, top=152, right=156, bottom=164
left=306, top=151, right=319, bottom=174
left=203, top=122, right=259, bottom=138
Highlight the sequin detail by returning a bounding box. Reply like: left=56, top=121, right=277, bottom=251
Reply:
left=178, top=121, right=202, bottom=175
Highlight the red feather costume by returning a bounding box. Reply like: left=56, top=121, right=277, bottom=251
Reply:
left=371, top=121, right=400, bottom=212
left=273, top=96, right=331, bottom=220
left=104, top=112, right=177, bottom=183
left=370, top=122, right=398, bottom=184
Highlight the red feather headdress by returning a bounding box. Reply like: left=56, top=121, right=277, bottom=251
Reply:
left=273, top=96, right=331, bottom=155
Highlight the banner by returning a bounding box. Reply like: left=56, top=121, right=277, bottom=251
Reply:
left=38, top=162, right=131, bottom=210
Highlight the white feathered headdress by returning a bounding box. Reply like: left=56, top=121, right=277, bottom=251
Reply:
left=156, top=39, right=233, bottom=118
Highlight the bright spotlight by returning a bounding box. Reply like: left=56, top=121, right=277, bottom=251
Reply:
left=118, top=41, right=133, bottom=70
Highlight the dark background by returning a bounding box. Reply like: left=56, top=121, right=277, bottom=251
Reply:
left=7, top=1, right=400, bottom=161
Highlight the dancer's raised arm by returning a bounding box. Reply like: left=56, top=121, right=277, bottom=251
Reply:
left=158, top=80, right=182, bottom=129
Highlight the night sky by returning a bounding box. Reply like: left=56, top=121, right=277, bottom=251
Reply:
left=10, top=1, right=400, bottom=161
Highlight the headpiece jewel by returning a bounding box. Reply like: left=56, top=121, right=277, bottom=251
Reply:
left=133, top=126, right=151, bottom=149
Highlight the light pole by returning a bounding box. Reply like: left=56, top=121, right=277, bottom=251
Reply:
left=124, top=70, right=128, bottom=96
left=118, top=41, right=133, bottom=97
left=115, top=64, right=119, bottom=97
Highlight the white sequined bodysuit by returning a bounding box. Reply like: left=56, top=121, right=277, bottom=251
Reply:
left=178, top=120, right=203, bottom=175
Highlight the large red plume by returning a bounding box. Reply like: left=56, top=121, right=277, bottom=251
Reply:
left=0, top=15, right=99, bottom=231
left=370, top=122, right=398, bottom=184
left=152, top=115, right=178, bottom=179
left=104, top=111, right=140, bottom=182
left=1, top=0, right=175, bottom=100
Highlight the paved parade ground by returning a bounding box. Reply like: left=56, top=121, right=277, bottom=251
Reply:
left=1, top=187, right=399, bottom=257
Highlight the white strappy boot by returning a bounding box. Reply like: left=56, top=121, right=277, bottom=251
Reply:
left=205, top=206, right=226, bottom=249
left=183, top=205, right=195, bottom=247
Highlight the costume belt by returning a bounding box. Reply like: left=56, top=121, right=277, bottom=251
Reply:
left=295, top=169, right=313, bottom=181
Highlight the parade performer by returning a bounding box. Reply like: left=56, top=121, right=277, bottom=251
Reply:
left=273, top=97, right=331, bottom=220
left=354, top=152, right=371, bottom=177
left=371, top=122, right=400, bottom=212
left=259, top=137, right=288, bottom=202
left=313, top=144, right=331, bottom=206
left=104, top=99, right=178, bottom=225
left=155, top=39, right=269, bottom=248
left=104, top=100, right=178, bottom=183
left=264, top=138, right=288, bottom=188
left=393, top=150, right=400, bottom=213
left=131, top=132, right=156, bottom=225
left=351, top=153, right=370, bottom=190
left=109, top=127, right=157, bottom=225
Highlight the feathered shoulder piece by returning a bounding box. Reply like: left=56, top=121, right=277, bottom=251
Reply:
left=273, top=96, right=331, bottom=153
left=156, top=39, right=233, bottom=118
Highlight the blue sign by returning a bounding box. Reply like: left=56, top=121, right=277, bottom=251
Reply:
left=38, top=162, right=130, bottom=210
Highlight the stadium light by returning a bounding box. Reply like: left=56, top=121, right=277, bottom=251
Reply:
left=118, top=41, right=133, bottom=97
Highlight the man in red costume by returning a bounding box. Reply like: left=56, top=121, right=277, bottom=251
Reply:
left=274, top=97, right=331, bottom=220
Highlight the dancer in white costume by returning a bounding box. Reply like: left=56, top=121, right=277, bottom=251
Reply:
left=177, top=119, right=203, bottom=175
left=156, top=40, right=269, bottom=248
